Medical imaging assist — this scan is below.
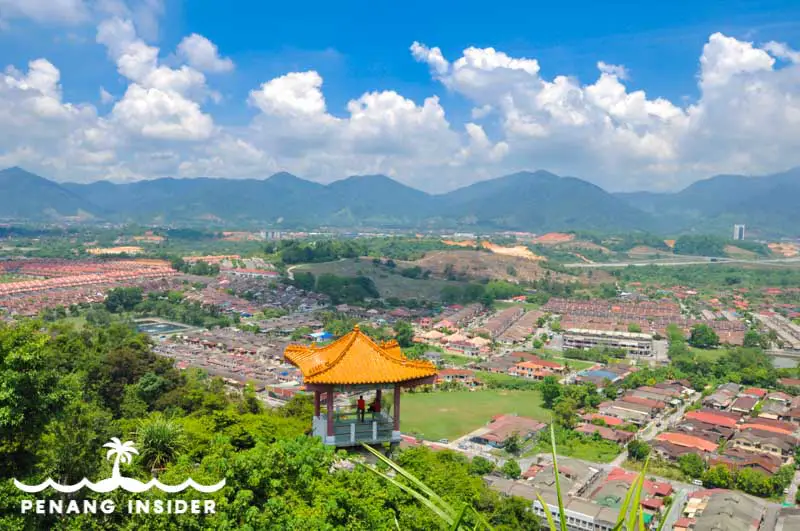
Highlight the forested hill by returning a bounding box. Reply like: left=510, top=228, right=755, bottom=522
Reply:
left=1, top=165, right=799, bottom=235
left=0, top=319, right=536, bottom=530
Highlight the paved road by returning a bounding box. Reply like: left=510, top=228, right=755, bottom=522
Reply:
left=564, top=256, right=800, bottom=269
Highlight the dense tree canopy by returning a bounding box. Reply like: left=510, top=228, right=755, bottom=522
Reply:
left=0, top=319, right=537, bottom=530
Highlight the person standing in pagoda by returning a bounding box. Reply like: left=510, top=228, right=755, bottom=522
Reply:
left=357, top=395, right=366, bottom=422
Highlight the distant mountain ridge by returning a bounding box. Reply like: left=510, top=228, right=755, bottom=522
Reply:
left=0, top=166, right=798, bottom=235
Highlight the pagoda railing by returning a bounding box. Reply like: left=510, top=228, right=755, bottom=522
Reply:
left=312, top=411, right=399, bottom=447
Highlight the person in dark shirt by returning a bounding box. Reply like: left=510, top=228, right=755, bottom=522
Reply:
left=357, top=395, right=365, bottom=422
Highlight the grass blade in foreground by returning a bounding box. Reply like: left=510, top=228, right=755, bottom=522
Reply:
left=548, top=423, right=568, bottom=531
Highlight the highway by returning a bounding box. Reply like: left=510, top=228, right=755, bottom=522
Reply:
left=564, top=256, right=800, bottom=269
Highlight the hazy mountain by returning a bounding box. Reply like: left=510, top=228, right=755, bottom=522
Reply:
left=615, top=167, right=800, bottom=234
left=440, top=171, right=653, bottom=231
left=2, top=166, right=798, bottom=234
left=0, top=167, right=99, bottom=220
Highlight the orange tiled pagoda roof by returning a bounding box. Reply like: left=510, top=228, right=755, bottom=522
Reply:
left=284, top=325, right=438, bottom=385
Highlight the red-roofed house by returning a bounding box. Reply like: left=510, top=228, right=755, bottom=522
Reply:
left=436, top=368, right=481, bottom=388
left=741, top=387, right=767, bottom=398
left=684, top=410, right=739, bottom=429
left=655, top=432, right=718, bottom=453
left=581, top=413, right=624, bottom=427
left=606, top=467, right=673, bottom=497
left=576, top=424, right=634, bottom=444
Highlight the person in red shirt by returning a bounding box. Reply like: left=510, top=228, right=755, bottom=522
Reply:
left=369, top=397, right=381, bottom=417
left=357, top=395, right=365, bottom=422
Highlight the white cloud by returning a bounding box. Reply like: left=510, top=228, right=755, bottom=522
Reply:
left=96, top=17, right=215, bottom=141
left=2, top=27, right=800, bottom=192
left=100, top=87, right=115, bottom=104
left=177, top=33, right=234, bottom=73
left=0, top=0, right=89, bottom=25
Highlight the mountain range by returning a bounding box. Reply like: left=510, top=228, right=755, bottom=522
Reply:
left=1, top=166, right=798, bottom=236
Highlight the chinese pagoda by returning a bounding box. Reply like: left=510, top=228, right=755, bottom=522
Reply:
left=284, top=325, right=438, bottom=447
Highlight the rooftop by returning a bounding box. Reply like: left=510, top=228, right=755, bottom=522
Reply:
left=284, top=326, right=437, bottom=385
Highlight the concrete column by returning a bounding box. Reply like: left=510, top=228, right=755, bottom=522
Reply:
left=327, top=388, right=335, bottom=437
left=314, top=390, right=321, bottom=417
left=393, top=384, right=401, bottom=431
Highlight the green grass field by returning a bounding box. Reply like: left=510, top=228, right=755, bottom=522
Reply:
left=495, top=301, right=541, bottom=311
left=690, top=346, right=729, bottom=362
left=547, top=356, right=598, bottom=370
left=0, top=274, right=21, bottom=283
left=401, top=389, right=547, bottom=441
left=440, top=353, right=474, bottom=366
left=295, top=259, right=463, bottom=301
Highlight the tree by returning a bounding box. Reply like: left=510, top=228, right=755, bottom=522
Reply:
left=678, top=453, right=706, bottom=479
left=736, top=467, right=771, bottom=497
left=104, top=287, right=144, bottom=313
left=136, top=413, right=184, bottom=473
left=702, top=464, right=732, bottom=488
left=469, top=455, right=495, bottom=476
left=393, top=320, right=414, bottom=348
left=503, top=433, right=522, bottom=456
left=627, top=440, right=650, bottom=461
left=627, top=323, right=642, bottom=333
left=541, top=376, right=562, bottom=409
left=501, top=459, right=521, bottom=479
left=553, top=398, right=578, bottom=429
left=743, top=329, right=768, bottom=349
left=292, top=271, right=316, bottom=291
left=689, top=324, right=720, bottom=349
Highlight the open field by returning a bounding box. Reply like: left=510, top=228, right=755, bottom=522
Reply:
left=440, top=353, right=475, bottom=366
left=495, top=300, right=541, bottom=311
left=528, top=436, right=621, bottom=463
left=401, top=389, right=547, bottom=441
left=0, top=274, right=21, bottom=283
left=690, top=346, right=729, bottom=362
left=294, top=259, right=462, bottom=301
left=547, top=356, right=597, bottom=370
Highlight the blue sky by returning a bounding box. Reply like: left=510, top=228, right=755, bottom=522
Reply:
left=1, top=0, right=800, bottom=191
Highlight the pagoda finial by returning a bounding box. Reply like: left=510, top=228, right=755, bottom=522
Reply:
left=353, top=324, right=360, bottom=331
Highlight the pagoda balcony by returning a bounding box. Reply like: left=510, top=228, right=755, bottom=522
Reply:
left=313, top=410, right=400, bottom=447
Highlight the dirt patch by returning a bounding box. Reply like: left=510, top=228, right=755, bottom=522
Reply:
left=532, top=232, right=575, bottom=245
left=627, top=245, right=673, bottom=257
left=768, top=242, right=799, bottom=257
left=406, top=250, right=610, bottom=284
left=481, top=241, right=545, bottom=260
left=724, top=245, right=758, bottom=259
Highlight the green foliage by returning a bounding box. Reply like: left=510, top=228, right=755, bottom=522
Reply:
left=627, top=440, right=650, bottom=461
left=469, top=456, right=495, bottom=476
left=315, top=273, right=380, bottom=304
left=673, top=235, right=727, bottom=257
left=291, top=271, right=316, bottom=291
left=689, top=324, right=720, bottom=349
left=171, top=258, right=221, bottom=276
left=104, top=287, right=144, bottom=313
left=702, top=464, right=733, bottom=489
left=677, top=453, right=706, bottom=479
left=394, top=320, right=415, bottom=348
left=540, top=376, right=561, bottom=408
left=501, top=459, right=521, bottom=480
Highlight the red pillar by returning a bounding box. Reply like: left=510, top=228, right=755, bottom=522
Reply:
left=326, top=388, right=335, bottom=437
left=375, top=388, right=382, bottom=410
left=314, top=390, right=321, bottom=417
left=393, top=384, right=401, bottom=431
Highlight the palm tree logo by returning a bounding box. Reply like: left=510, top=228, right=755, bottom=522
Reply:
left=13, top=437, right=225, bottom=494
left=104, top=438, right=139, bottom=481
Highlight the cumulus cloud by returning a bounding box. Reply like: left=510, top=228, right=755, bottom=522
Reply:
left=0, top=0, right=89, bottom=25
left=2, top=27, right=800, bottom=192
left=96, top=17, right=214, bottom=140
left=177, top=34, right=234, bottom=73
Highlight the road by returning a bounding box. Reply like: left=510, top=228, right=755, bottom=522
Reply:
left=563, top=256, right=800, bottom=269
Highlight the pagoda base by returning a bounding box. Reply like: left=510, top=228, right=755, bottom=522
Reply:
left=313, top=413, right=400, bottom=447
